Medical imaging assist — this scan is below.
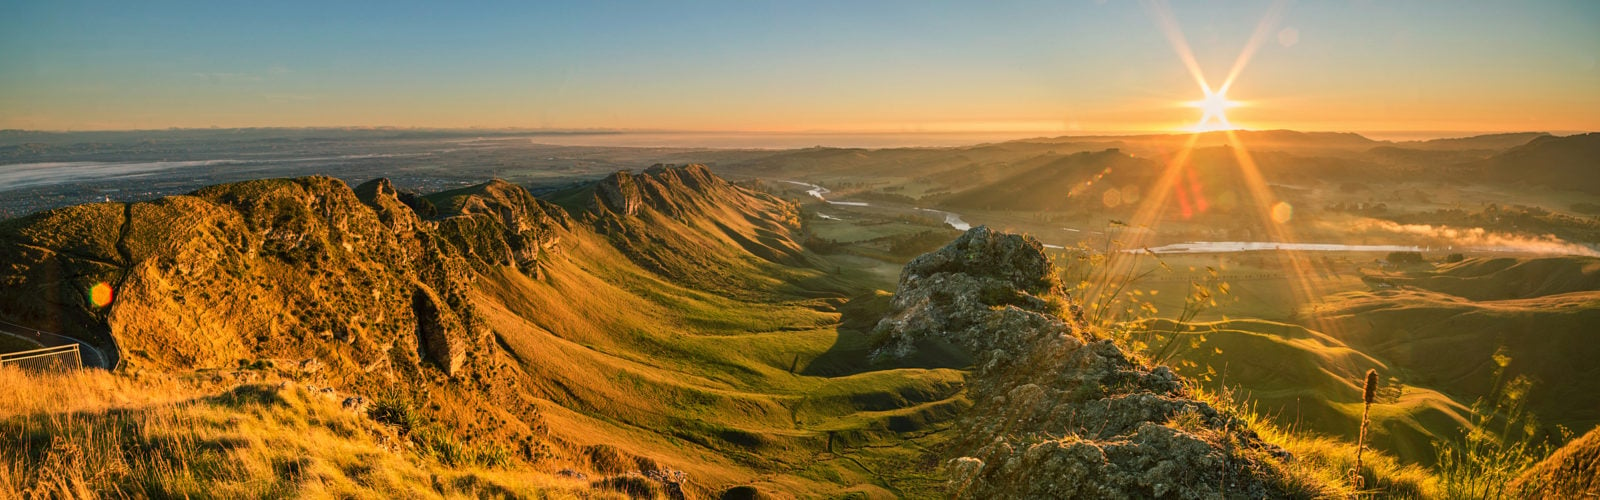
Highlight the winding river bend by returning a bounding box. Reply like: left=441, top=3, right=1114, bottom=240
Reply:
left=782, top=180, right=971, bottom=231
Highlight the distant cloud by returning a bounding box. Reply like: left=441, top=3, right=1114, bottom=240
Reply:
left=1339, top=218, right=1600, bottom=257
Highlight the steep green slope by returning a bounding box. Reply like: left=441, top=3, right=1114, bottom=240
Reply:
left=1318, top=288, right=1600, bottom=433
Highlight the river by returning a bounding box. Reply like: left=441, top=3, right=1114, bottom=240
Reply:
left=781, top=180, right=971, bottom=231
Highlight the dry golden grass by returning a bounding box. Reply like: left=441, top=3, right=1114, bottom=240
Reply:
left=0, top=368, right=201, bottom=420
left=0, top=366, right=610, bottom=499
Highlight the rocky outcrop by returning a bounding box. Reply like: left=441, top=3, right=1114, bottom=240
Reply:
left=589, top=164, right=731, bottom=219
left=430, top=179, right=569, bottom=277
left=0, top=176, right=485, bottom=379
left=353, top=178, right=424, bottom=235
left=870, top=226, right=1065, bottom=361
left=873, top=227, right=1295, bottom=499
left=411, top=283, right=466, bottom=375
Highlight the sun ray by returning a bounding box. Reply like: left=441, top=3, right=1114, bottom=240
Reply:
left=1089, top=133, right=1203, bottom=313
left=1222, top=130, right=1341, bottom=335
left=1142, top=0, right=1212, bottom=93
left=1219, top=0, right=1290, bottom=93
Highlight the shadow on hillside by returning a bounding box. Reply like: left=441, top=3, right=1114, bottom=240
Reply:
left=800, top=291, right=971, bottom=377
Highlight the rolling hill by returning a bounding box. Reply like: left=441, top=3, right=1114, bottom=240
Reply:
left=1480, top=132, right=1600, bottom=194
left=1156, top=255, right=1600, bottom=465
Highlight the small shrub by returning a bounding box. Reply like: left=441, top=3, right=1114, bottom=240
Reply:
left=469, top=444, right=512, bottom=469
left=412, top=426, right=467, bottom=466
left=584, top=444, right=632, bottom=474
left=1166, top=406, right=1206, bottom=433
left=367, top=391, right=419, bottom=435
left=1434, top=350, right=1560, bottom=499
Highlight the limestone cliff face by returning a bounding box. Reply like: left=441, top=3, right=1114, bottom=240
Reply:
left=0, top=176, right=487, bottom=376
left=874, top=227, right=1296, bottom=499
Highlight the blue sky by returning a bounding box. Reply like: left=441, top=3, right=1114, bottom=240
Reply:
left=1, top=1, right=1596, bottom=133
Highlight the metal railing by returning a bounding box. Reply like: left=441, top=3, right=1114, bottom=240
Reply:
left=0, top=318, right=115, bottom=370
left=0, top=344, right=82, bottom=372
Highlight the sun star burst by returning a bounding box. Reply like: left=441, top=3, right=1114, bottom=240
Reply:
left=1188, top=88, right=1241, bottom=132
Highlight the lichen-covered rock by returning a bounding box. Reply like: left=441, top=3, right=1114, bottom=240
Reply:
left=876, top=226, right=1296, bottom=499
left=871, top=226, right=1066, bottom=360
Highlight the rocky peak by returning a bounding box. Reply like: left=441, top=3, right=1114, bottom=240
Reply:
left=874, top=227, right=1296, bottom=499
left=872, top=226, right=1064, bottom=360
left=590, top=164, right=730, bottom=218
left=898, top=226, right=1058, bottom=300
left=594, top=171, right=644, bottom=216
left=353, top=178, right=424, bottom=234
left=435, top=179, right=572, bottom=231
left=429, top=179, right=570, bottom=276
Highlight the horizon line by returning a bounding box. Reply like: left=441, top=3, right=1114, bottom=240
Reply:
left=3, top=126, right=1591, bottom=142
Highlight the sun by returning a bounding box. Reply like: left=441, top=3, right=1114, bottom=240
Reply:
left=1188, top=87, right=1242, bottom=132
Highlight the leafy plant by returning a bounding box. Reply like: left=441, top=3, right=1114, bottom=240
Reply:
left=1433, top=348, right=1566, bottom=499
left=1056, top=227, right=1230, bottom=364
left=367, top=389, right=420, bottom=435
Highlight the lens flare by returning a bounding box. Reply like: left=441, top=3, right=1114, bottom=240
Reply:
left=1102, top=188, right=1123, bottom=208
left=89, top=282, right=114, bottom=307
left=1271, top=201, right=1293, bottom=223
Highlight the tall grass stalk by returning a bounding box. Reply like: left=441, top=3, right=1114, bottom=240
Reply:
left=1352, top=369, right=1378, bottom=491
